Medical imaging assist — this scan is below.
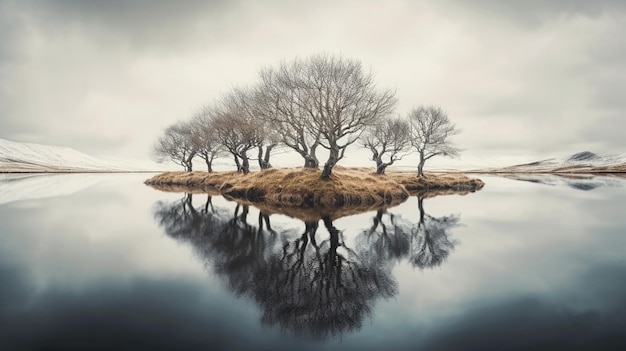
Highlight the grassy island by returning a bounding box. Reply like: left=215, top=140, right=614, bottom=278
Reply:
left=145, top=167, right=484, bottom=213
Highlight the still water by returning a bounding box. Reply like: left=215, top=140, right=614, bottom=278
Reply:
left=1, top=173, right=625, bottom=350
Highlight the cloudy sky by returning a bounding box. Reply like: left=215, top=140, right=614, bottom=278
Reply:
left=1, top=0, right=624, bottom=166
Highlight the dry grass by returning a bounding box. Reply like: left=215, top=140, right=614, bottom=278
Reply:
left=145, top=167, right=484, bottom=211
left=390, top=171, right=485, bottom=196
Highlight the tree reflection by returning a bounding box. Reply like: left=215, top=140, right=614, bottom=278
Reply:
left=153, top=196, right=396, bottom=339
left=357, top=196, right=460, bottom=269
left=152, top=193, right=460, bottom=339
left=255, top=216, right=396, bottom=338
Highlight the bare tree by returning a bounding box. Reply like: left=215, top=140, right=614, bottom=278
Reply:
left=258, top=54, right=396, bottom=179
left=304, top=55, right=396, bottom=179
left=407, top=106, right=460, bottom=177
left=190, top=107, right=224, bottom=172
left=212, top=87, right=264, bottom=174
left=361, top=117, right=411, bottom=174
left=255, top=113, right=280, bottom=170
left=154, top=121, right=197, bottom=172
left=256, top=63, right=321, bottom=168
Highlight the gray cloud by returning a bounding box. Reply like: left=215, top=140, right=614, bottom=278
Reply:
left=13, top=0, right=230, bottom=47
left=0, top=0, right=624, bottom=161
left=441, top=0, right=626, bottom=26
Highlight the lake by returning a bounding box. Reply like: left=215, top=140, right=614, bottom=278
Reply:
left=1, top=173, right=625, bottom=350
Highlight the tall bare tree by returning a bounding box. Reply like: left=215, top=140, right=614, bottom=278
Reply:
left=258, top=54, right=396, bottom=179
left=256, top=62, right=321, bottom=168
left=190, top=107, right=223, bottom=172
left=305, top=55, right=396, bottom=179
left=254, top=106, right=281, bottom=170
left=361, top=117, right=411, bottom=174
left=212, top=87, right=264, bottom=174
left=407, top=106, right=460, bottom=177
left=154, top=121, right=197, bottom=172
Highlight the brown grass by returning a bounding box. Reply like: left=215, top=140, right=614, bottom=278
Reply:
left=390, top=171, right=485, bottom=196
left=146, top=166, right=484, bottom=212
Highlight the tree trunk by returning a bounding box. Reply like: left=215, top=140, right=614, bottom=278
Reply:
left=375, top=158, right=390, bottom=175
left=258, top=213, right=275, bottom=235
left=206, top=160, right=213, bottom=172
left=203, top=195, right=212, bottom=213
left=322, top=216, right=341, bottom=282
left=369, top=209, right=384, bottom=233
left=234, top=155, right=242, bottom=172
left=320, top=148, right=339, bottom=180
left=263, top=144, right=274, bottom=169
left=183, top=193, right=193, bottom=213
left=376, top=163, right=388, bottom=175
left=257, top=146, right=266, bottom=169
left=417, top=151, right=425, bottom=177
left=309, top=142, right=319, bottom=168
left=301, top=142, right=319, bottom=168
left=241, top=154, right=250, bottom=174
left=183, top=157, right=193, bottom=172
left=321, top=162, right=334, bottom=180
left=304, top=221, right=319, bottom=240
left=304, top=155, right=319, bottom=168
left=417, top=196, right=425, bottom=224
left=257, top=145, right=274, bottom=170
left=240, top=205, right=249, bottom=222
left=185, top=152, right=196, bottom=172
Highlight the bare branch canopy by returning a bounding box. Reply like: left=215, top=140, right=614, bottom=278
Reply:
left=408, top=106, right=460, bottom=177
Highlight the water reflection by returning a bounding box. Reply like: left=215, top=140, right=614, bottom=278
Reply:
left=153, top=193, right=461, bottom=339
left=357, top=197, right=460, bottom=269
left=499, top=173, right=625, bottom=191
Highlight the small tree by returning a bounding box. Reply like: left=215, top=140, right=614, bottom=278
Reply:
left=361, top=117, right=411, bottom=174
left=407, top=106, right=460, bottom=177
left=212, top=87, right=264, bottom=174
left=256, top=133, right=279, bottom=170
left=252, top=89, right=281, bottom=170
left=154, top=121, right=197, bottom=172
left=256, top=63, right=321, bottom=168
left=190, top=107, right=224, bottom=172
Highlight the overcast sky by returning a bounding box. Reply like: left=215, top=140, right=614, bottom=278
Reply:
left=1, top=0, right=624, bottom=166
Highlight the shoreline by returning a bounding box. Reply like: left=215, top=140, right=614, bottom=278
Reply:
left=144, top=167, right=485, bottom=209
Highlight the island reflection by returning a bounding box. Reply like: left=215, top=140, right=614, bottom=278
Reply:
left=153, top=192, right=462, bottom=339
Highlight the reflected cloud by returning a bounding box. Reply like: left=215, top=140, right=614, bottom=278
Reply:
left=420, top=265, right=626, bottom=350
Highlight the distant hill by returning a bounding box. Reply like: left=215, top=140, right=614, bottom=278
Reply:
left=478, top=151, right=626, bottom=173
left=0, top=138, right=166, bottom=173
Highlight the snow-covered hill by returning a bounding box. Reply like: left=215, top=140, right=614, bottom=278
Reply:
left=478, top=151, right=626, bottom=173
left=0, top=138, right=166, bottom=172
